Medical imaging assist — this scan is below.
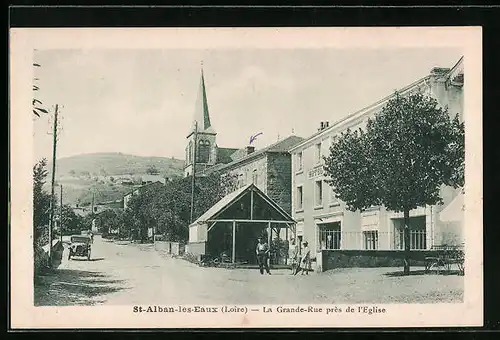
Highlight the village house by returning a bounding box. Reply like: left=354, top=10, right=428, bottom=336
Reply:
left=289, top=57, right=465, bottom=262
left=123, top=180, right=165, bottom=210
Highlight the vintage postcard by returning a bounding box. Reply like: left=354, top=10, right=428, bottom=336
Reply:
left=10, top=27, right=483, bottom=329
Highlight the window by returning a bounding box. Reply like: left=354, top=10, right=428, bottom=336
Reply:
left=363, top=231, right=379, bottom=250
left=393, top=216, right=427, bottom=250
left=296, top=186, right=303, bottom=210
left=329, top=184, right=339, bottom=205
left=296, top=152, right=303, bottom=172
left=238, top=173, right=245, bottom=188
left=252, top=169, right=258, bottom=185
left=315, top=180, right=323, bottom=207
left=315, top=143, right=322, bottom=164
left=197, top=140, right=211, bottom=163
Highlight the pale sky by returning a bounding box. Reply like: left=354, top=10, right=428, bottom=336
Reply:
left=33, top=48, right=462, bottom=162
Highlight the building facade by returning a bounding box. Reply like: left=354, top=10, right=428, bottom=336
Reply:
left=289, top=57, right=465, bottom=257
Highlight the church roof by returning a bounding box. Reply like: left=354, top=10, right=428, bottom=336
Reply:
left=216, top=147, right=239, bottom=164
left=189, top=68, right=216, bottom=135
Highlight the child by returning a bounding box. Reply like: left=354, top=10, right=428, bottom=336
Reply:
left=288, top=238, right=298, bottom=275
left=294, top=241, right=311, bottom=276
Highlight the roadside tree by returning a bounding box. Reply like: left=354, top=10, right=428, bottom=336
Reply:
left=323, top=91, right=464, bottom=275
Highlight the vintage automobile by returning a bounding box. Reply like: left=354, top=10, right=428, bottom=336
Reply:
left=68, top=235, right=92, bottom=260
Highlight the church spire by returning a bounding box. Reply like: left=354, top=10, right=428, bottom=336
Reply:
left=192, top=63, right=215, bottom=134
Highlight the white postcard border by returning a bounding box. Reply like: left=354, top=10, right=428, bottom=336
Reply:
left=10, top=27, right=483, bottom=329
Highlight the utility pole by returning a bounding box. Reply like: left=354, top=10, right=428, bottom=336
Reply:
left=60, top=185, right=63, bottom=242
left=190, top=121, right=198, bottom=223
left=48, top=104, right=59, bottom=266
left=91, top=191, right=95, bottom=215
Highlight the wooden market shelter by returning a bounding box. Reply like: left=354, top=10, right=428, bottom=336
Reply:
left=188, top=183, right=296, bottom=265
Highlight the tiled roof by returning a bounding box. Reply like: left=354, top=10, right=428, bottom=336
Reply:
left=190, top=183, right=295, bottom=226
left=216, top=147, right=239, bottom=164
left=123, top=180, right=164, bottom=197
left=207, top=135, right=304, bottom=173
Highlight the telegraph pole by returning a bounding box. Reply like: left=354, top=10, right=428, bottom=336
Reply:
left=48, top=104, right=59, bottom=265
left=190, top=121, right=198, bottom=223
left=60, top=185, right=63, bottom=242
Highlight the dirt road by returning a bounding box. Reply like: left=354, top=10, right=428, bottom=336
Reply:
left=34, top=235, right=464, bottom=306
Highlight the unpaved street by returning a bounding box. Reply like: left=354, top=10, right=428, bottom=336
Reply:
left=34, top=235, right=464, bottom=306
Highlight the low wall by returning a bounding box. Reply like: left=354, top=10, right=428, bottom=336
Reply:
left=154, top=241, right=180, bottom=256
left=171, top=243, right=180, bottom=256
left=154, top=241, right=172, bottom=253
left=187, top=242, right=206, bottom=257
left=321, top=250, right=438, bottom=272
left=34, top=239, right=64, bottom=274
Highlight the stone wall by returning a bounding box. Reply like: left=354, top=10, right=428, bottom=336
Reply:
left=266, top=153, right=293, bottom=214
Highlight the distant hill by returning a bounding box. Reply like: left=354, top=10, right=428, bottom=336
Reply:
left=53, top=152, right=184, bottom=177
left=45, top=153, right=185, bottom=206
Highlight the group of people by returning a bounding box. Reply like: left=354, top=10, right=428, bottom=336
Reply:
left=255, top=237, right=311, bottom=276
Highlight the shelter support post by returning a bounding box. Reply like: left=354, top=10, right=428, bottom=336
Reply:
left=267, top=221, right=271, bottom=245
left=232, top=220, right=236, bottom=264
left=250, top=189, right=254, bottom=220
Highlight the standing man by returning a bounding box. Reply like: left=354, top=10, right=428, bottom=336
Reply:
left=256, top=237, right=271, bottom=275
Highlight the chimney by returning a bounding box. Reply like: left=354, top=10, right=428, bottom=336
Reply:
left=246, top=146, right=255, bottom=155
left=319, top=121, right=329, bottom=131
left=430, top=67, right=451, bottom=76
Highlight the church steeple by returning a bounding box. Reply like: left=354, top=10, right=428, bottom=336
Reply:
left=191, top=64, right=216, bottom=135
left=184, top=63, right=218, bottom=177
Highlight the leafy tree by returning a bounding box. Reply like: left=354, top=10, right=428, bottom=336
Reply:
left=193, top=171, right=239, bottom=220
left=324, top=91, right=464, bottom=275
left=33, top=158, right=52, bottom=245
left=146, top=164, right=160, bottom=175
left=97, top=209, right=123, bottom=236
left=120, top=171, right=238, bottom=244
left=59, top=204, right=83, bottom=235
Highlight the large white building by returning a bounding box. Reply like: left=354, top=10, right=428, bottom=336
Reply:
left=289, top=57, right=465, bottom=259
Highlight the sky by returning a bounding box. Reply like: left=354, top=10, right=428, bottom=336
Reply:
left=33, top=48, right=462, bottom=162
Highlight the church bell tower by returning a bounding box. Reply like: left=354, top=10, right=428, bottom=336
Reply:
left=184, top=65, right=218, bottom=177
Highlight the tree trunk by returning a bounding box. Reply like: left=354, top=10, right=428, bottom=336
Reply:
left=403, top=209, right=411, bottom=275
